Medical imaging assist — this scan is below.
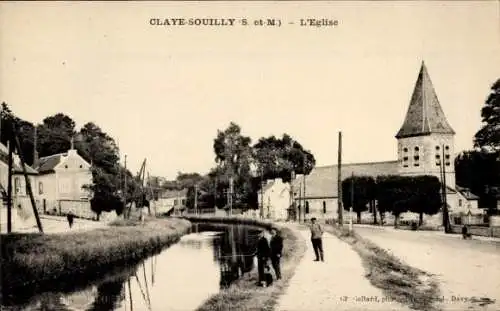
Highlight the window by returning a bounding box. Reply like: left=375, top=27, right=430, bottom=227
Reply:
left=402, top=147, right=409, bottom=167
left=174, top=199, right=178, bottom=205
left=436, top=154, right=441, bottom=166
left=305, top=201, right=310, bottom=214
left=65, top=165, right=68, bottom=169
left=182, top=199, right=186, bottom=205
left=323, top=201, right=326, bottom=214
left=458, top=199, right=462, bottom=207
left=79, top=165, right=83, bottom=168
left=39, top=182, right=44, bottom=195
left=436, top=146, right=440, bottom=150
left=413, top=146, right=420, bottom=167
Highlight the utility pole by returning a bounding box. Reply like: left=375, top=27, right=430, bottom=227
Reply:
left=33, top=126, right=38, bottom=166
left=302, top=152, right=306, bottom=223
left=441, top=145, right=449, bottom=233
left=337, top=131, right=343, bottom=226
left=350, top=172, right=354, bottom=231
left=194, top=183, right=198, bottom=215
left=228, top=176, right=233, bottom=216
left=260, top=166, right=264, bottom=219
left=7, top=140, right=13, bottom=233
left=124, top=154, right=128, bottom=218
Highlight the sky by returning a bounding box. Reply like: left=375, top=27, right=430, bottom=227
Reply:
left=1, top=1, right=499, bottom=180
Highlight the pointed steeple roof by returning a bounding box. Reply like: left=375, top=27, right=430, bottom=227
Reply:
left=396, top=61, right=455, bottom=139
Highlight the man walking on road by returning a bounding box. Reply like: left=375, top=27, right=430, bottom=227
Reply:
left=310, top=217, right=324, bottom=262
left=270, top=228, right=283, bottom=280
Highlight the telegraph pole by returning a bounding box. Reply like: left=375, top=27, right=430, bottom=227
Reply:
left=260, top=166, right=264, bottom=219
left=441, top=145, right=449, bottom=233
left=302, top=152, right=306, bottom=223
left=228, top=176, right=233, bottom=216
left=7, top=140, right=13, bottom=233
left=350, top=172, right=354, bottom=231
left=124, top=154, right=128, bottom=218
left=337, top=131, right=343, bottom=226
left=194, top=183, right=198, bottom=215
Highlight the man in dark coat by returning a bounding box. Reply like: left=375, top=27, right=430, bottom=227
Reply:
left=310, top=217, right=324, bottom=261
left=270, top=228, right=283, bottom=280
left=256, top=230, right=271, bottom=286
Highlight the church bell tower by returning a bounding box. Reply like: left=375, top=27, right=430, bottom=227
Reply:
left=395, top=61, right=456, bottom=188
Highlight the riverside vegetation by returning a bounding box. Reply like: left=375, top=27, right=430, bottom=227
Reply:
left=182, top=215, right=307, bottom=311
left=0, top=217, right=191, bottom=304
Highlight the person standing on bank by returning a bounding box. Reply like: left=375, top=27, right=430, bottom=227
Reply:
left=270, top=228, right=283, bottom=280
left=256, top=230, right=271, bottom=286
left=310, top=217, right=324, bottom=262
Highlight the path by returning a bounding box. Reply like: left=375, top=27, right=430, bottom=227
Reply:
left=275, top=227, right=410, bottom=311
left=355, top=225, right=500, bottom=311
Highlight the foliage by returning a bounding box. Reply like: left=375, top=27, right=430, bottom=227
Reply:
left=455, top=149, right=500, bottom=211
left=474, top=78, right=500, bottom=148
left=0, top=103, right=142, bottom=214
left=341, top=175, right=376, bottom=222
left=253, top=134, right=316, bottom=182
left=375, top=175, right=441, bottom=226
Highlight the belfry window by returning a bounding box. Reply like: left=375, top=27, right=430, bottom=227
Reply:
left=305, top=201, right=310, bottom=214
left=413, top=146, right=420, bottom=167
left=402, top=147, right=409, bottom=167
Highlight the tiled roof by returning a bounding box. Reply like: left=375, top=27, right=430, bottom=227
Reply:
left=396, top=61, right=455, bottom=139
left=35, top=153, right=65, bottom=173
left=293, top=160, right=400, bottom=199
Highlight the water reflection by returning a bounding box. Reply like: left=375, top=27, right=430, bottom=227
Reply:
left=2, top=223, right=262, bottom=311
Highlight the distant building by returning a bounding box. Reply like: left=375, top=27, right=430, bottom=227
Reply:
left=257, top=178, right=290, bottom=221
left=288, top=61, right=466, bottom=222
left=156, top=188, right=188, bottom=215
left=34, top=145, right=93, bottom=218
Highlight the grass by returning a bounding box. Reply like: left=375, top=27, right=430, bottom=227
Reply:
left=181, top=215, right=307, bottom=311
left=325, top=223, right=441, bottom=311
left=0, top=217, right=191, bottom=304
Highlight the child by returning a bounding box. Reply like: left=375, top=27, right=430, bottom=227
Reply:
left=262, top=263, right=273, bottom=287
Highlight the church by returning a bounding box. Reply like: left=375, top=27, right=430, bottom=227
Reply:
left=261, top=61, right=480, bottom=223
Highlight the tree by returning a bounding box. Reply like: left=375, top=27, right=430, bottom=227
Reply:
left=212, top=122, right=256, bottom=211
left=253, top=134, right=315, bottom=182
left=455, top=149, right=500, bottom=213
left=341, top=175, right=376, bottom=223
left=37, top=113, right=77, bottom=157
left=474, top=78, right=500, bottom=148
left=407, top=176, right=442, bottom=226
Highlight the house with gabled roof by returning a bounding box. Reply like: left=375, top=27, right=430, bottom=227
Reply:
left=0, top=142, right=39, bottom=232
left=257, top=178, right=290, bottom=221
left=289, top=61, right=464, bottom=223
left=34, top=143, right=93, bottom=217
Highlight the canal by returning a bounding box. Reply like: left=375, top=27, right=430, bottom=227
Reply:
left=1, top=223, right=263, bottom=311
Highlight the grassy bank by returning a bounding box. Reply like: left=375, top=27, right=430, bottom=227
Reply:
left=1, top=217, right=191, bottom=303
left=182, top=215, right=307, bottom=311
left=325, top=223, right=441, bottom=311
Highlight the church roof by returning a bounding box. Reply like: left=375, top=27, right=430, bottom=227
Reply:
left=396, top=61, right=455, bottom=139
left=292, top=160, right=400, bottom=199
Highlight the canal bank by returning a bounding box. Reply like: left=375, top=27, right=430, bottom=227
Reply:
left=0, top=217, right=191, bottom=305
left=181, top=215, right=307, bottom=311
